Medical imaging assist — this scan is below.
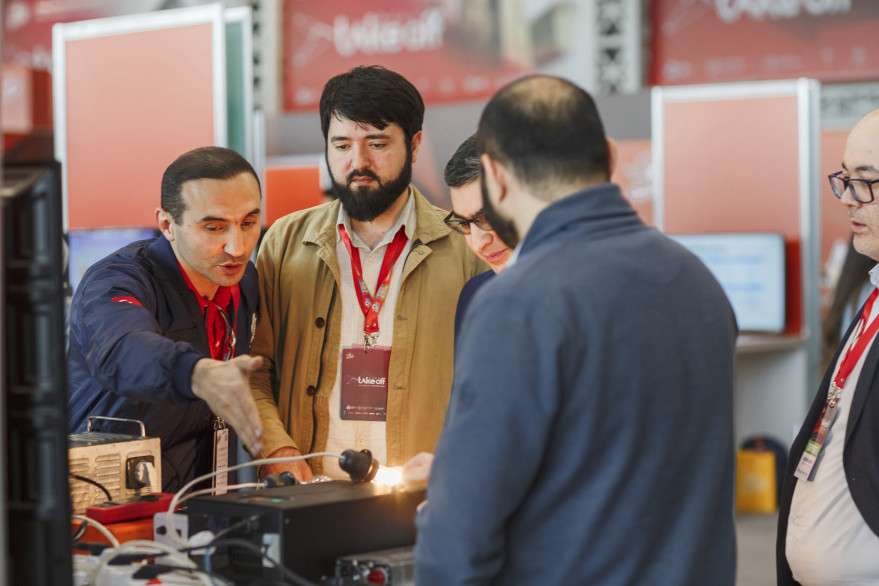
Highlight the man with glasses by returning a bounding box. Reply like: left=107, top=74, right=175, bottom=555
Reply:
left=68, top=146, right=264, bottom=492
left=251, top=66, right=485, bottom=482
left=779, top=109, right=879, bottom=585
left=443, top=133, right=514, bottom=337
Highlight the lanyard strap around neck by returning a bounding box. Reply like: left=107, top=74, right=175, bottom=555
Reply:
left=833, top=288, right=879, bottom=389
left=338, top=224, right=409, bottom=343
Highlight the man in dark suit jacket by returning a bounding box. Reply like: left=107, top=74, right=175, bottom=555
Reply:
left=778, top=108, right=879, bottom=584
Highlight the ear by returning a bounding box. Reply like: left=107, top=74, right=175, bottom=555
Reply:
left=606, top=137, right=619, bottom=178
left=409, top=130, right=423, bottom=164
left=480, top=153, right=509, bottom=204
left=156, top=208, right=175, bottom=241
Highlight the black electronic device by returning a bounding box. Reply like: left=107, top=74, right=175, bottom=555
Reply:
left=2, top=161, right=74, bottom=586
left=186, top=481, right=425, bottom=584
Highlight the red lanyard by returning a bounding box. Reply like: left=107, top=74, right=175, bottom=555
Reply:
left=812, top=287, right=879, bottom=428
left=833, top=288, right=879, bottom=390
left=338, top=224, right=408, bottom=345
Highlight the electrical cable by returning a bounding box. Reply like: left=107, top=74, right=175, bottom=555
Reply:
left=131, top=563, right=229, bottom=584
left=193, top=513, right=262, bottom=586
left=77, top=451, right=376, bottom=584
left=165, top=452, right=339, bottom=548
left=210, top=514, right=260, bottom=543
left=70, top=473, right=113, bottom=502
left=205, top=538, right=318, bottom=586
left=71, top=517, right=89, bottom=543
left=177, top=483, right=264, bottom=509
left=72, top=515, right=121, bottom=548
left=86, top=539, right=209, bottom=586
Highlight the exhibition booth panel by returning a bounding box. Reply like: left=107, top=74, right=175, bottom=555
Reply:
left=652, top=79, right=822, bottom=448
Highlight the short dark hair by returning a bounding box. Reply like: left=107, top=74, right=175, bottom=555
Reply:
left=478, top=75, right=609, bottom=198
left=161, top=146, right=260, bottom=224
left=444, top=133, right=481, bottom=188
left=319, top=65, right=425, bottom=144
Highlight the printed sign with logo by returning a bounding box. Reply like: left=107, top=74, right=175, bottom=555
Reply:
left=340, top=345, right=392, bottom=421
left=652, top=0, right=879, bottom=85
left=282, top=0, right=539, bottom=110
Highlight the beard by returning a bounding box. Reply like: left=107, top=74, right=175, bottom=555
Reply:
left=480, top=171, right=520, bottom=249
left=330, top=150, right=413, bottom=222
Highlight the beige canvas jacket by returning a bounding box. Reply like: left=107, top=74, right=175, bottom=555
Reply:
left=250, top=187, right=486, bottom=474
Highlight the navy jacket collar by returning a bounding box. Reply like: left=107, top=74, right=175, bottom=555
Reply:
left=520, top=183, right=642, bottom=257
left=147, top=236, right=188, bottom=288
left=144, top=236, right=257, bottom=342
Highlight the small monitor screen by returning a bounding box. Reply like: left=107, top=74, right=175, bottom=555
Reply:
left=68, top=228, right=158, bottom=293
left=670, top=232, right=786, bottom=333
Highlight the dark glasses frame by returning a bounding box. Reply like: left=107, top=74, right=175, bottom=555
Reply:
left=443, top=210, right=493, bottom=235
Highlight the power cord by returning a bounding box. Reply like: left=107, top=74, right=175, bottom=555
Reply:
left=70, top=473, right=113, bottom=502
left=72, top=515, right=121, bottom=548
left=165, top=452, right=339, bottom=549
left=78, top=450, right=386, bottom=585
left=203, top=538, right=318, bottom=586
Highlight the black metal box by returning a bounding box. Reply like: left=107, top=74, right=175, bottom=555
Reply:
left=186, top=481, right=425, bottom=583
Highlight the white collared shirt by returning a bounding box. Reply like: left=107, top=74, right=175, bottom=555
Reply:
left=323, top=189, right=416, bottom=479
left=786, top=264, right=879, bottom=584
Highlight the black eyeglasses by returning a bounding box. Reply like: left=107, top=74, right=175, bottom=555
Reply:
left=444, top=211, right=493, bottom=235
left=829, top=171, right=879, bottom=204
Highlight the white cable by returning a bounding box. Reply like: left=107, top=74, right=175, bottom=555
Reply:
left=178, top=482, right=264, bottom=508
left=86, top=539, right=207, bottom=586
left=72, top=515, right=121, bottom=548
left=166, top=452, right=340, bottom=548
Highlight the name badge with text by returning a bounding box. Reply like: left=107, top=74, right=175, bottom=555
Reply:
left=340, top=345, right=391, bottom=421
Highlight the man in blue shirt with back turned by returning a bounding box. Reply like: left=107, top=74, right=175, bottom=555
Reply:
left=415, top=75, right=738, bottom=586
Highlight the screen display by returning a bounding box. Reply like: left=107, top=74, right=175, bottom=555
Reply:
left=68, top=228, right=158, bottom=293
left=670, top=233, right=786, bottom=333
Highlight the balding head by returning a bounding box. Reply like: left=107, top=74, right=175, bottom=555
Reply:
left=478, top=75, right=609, bottom=201
left=846, top=108, right=879, bottom=154
left=839, top=108, right=879, bottom=261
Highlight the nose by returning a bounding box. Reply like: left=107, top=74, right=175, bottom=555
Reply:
left=839, top=185, right=862, bottom=208
left=351, top=143, right=370, bottom=172
left=224, top=227, right=246, bottom=258
left=471, top=224, right=495, bottom=250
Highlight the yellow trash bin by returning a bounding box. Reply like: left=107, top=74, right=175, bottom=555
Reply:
left=736, top=449, right=777, bottom=513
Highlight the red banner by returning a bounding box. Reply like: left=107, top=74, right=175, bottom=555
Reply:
left=651, top=0, right=879, bottom=85
left=283, top=0, right=536, bottom=110
left=2, top=1, right=162, bottom=69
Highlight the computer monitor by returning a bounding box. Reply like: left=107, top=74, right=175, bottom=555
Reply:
left=68, top=227, right=158, bottom=293
left=670, top=232, right=787, bottom=334
left=2, top=161, right=74, bottom=585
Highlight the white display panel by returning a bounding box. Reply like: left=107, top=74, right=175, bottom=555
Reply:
left=672, top=233, right=786, bottom=333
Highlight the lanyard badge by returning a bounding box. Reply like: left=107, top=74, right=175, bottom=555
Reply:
left=212, top=417, right=229, bottom=494
left=795, top=288, right=879, bottom=481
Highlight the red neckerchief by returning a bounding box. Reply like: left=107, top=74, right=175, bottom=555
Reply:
left=176, top=261, right=240, bottom=361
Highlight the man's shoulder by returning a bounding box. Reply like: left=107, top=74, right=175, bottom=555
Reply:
left=271, top=201, right=338, bottom=232
left=81, top=237, right=161, bottom=281
left=463, top=270, right=495, bottom=292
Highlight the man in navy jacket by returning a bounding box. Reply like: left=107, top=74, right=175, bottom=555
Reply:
left=415, top=76, right=738, bottom=585
left=68, top=146, right=264, bottom=491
